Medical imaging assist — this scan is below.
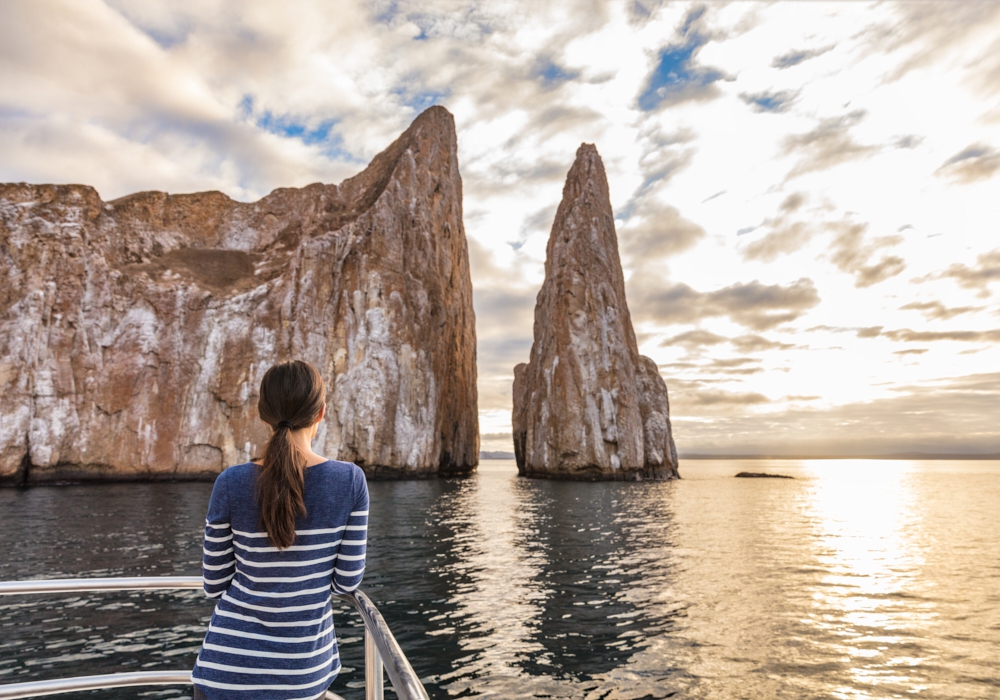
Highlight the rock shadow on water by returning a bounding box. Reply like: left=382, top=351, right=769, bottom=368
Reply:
left=511, top=478, right=686, bottom=684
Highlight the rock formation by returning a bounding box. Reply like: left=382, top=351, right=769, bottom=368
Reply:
left=0, top=106, right=478, bottom=483
left=512, top=144, right=678, bottom=481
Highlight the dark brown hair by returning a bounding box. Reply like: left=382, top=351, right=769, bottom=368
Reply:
left=256, top=360, right=326, bottom=549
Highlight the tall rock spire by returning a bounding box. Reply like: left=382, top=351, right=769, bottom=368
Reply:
left=0, top=105, right=478, bottom=482
left=512, top=144, right=678, bottom=480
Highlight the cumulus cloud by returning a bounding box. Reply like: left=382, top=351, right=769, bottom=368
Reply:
left=730, top=334, right=796, bottom=353
left=899, top=301, right=981, bottom=320
left=620, top=199, right=706, bottom=260
left=936, top=143, right=1000, bottom=183
left=688, top=390, right=770, bottom=406
left=873, top=1, right=1000, bottom=95
left=660, top=330, right=795, bottom=353
left=771, top=45, right=834, bottom=69
left=636, top=278, right=820, bottom=331
left=827, top=221, right=905, bottom=288
left=662, top=329, right=727, bottom=348
left=926, top=249, right=1000, bottom=294
left=742, top=199, right=908, bottom=281
left=782, top=110, right=878, bottom=178
left=860, top=326, right=1000, bottom=343
left=741, top=192, right=813, bottom=262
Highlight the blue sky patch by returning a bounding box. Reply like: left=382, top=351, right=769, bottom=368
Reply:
left=240, top=95, right=358, bottom=161
left=740, top=90, right=797, bottom=113
left=391, top=87, right=449, bottom=114
left=637, top=13, right=723, bottom=112
left=534, top=59, right=580, bottom=89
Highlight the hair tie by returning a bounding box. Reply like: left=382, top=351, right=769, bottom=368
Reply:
left=276, top=420, right=294, bottom=430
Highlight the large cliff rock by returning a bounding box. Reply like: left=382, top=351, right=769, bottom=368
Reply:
left=512, top=144, right=678, bottom=481
left=0, top=106, right=478, bottom=483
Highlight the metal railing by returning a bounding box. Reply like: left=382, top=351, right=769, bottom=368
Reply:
left=0, top=577, right=429, bottom=700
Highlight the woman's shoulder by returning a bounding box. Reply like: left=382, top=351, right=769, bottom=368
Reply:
left=306, top=459, right=365, bottom=494
left=214, top=461, right=258, bottom=488
left=310, top=459, right=363, bottom=479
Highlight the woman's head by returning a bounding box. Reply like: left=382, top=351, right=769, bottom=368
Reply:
left=256, top=360, right=326, bottom=549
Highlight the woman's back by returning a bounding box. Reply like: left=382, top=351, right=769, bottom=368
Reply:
left=192, top=459, right=369, bottom=700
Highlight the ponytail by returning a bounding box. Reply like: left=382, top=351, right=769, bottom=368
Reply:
left=255, top=361, right=326, bottom=549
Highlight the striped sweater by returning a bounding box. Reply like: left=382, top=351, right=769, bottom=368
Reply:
left=192, top=460, right=369, bottom=700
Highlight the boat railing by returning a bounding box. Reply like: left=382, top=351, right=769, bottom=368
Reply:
left=0, top=576, right=429, bottom=700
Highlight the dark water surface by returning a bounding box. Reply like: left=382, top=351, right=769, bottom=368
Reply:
left=2, top=460, right=999, bottom=699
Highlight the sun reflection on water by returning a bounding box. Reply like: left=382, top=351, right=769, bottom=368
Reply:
left=801, top=460, right=935, bottom=697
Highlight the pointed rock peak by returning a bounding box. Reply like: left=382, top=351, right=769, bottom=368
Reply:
left=559, top=142, right=612, bottom=214
left=513, top=142, right=678, bottom=482
left=398, top=105, right=457, bottom=150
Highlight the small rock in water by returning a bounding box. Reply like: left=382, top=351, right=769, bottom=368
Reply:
left=735, top=472, right=794, bottom=479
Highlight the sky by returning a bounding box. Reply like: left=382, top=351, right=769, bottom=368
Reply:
left=1, top=0, right=998, bottom=456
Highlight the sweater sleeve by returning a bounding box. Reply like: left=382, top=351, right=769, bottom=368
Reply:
left=202, top=470, right=235, bottom=598
left=333, top=467, right=368, bottom=594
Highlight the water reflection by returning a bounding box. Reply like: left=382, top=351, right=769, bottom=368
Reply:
left=800, top=460, right=934, bottom=697
left=367, top=464, right=686, bottom=698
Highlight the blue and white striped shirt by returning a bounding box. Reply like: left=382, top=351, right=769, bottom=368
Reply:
left=192, top=460, right=369, bottom=700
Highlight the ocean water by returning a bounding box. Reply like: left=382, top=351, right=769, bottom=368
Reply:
left=1, top=459, right=998, bottom=699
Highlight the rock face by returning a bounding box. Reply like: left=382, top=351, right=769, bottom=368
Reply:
left=512, top=144, right=678, bottom=481
left=0, top=106, right=478, bottom=483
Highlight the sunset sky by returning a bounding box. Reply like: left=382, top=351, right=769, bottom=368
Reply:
left=1, top=1, right=998, bottom=456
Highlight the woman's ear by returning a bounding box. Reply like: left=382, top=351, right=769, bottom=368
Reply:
left=316, top=403, right=326, bottom=424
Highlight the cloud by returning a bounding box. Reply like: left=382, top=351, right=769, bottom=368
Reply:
left=742, top=220, right=810, bottom=262
left=782, top=110, right=878, bottom=178
left=899, top=301, right=982, bottom=320
left=827, top=221, right=905, bottom=288
left=740, top=192, right=815, bottom=262
left=739, top=89, right=798, bottom=113
left=660, top=330, right=796, bottom=353
left=861, top=325, right=1000, bottom=343
left=674, top=372, right=1000, bottom=455
left=771, top=45, right=834, bottom=69
left=883, top=328, right=1000, bottom=343
left=932, top=249, right=1000, bottom=293
left=620, top=199, right=706, bottom=260
left=635, top=278, right=821, bottom=331
left=730, top=334, right=796, bottom=352
left=873, top=2, right=1000, bottom=94
left=637, top=7, right=725, bottom=110
left=688, top=390, right=770, bottom=406
left=936, top=143, right=1000, bottom=183
left=662, top=329, right=727, bottom=347
left=711, top=357, right=761, bottom=368
left=894, top=349, right=928, bottom=356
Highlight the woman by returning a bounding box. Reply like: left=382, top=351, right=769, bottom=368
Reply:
left=191, top=360, right=368, bottom=700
